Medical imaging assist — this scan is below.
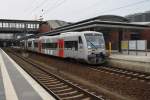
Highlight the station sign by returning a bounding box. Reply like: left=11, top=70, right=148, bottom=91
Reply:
left=121, top=40, right=147, bottom=51
left=137, top=40, right=147, bottom=51
left=129, top=40, right=136, bottom=50
left=121, top=41, right=128, bottom=50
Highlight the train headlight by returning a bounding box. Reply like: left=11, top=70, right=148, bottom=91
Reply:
left=101, top=44, right=105, bottom=49
left=88, top=50, right=92, bottom=55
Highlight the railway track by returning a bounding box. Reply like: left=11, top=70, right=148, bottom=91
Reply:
left=90, top=65, right=150, bottom=82
left=7, top=50, right=104, bottom=100
left=8, top=48, right=150, bottom=82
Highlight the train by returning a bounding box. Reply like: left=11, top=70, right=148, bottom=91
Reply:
left=21, top=31, right=106, bottom=64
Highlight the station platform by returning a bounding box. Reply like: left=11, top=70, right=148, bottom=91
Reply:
left=109, top=53, right=150, bottom=73
left=0, top=49, right=55, bottom=100
left=110, top=53, right=150, bottom=63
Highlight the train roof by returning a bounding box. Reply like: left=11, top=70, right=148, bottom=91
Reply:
left=60, top=31, right=103, bottom=36
left=39, top=31, right=103, bottom=39
left=39, top=35, right=58, bottom=39
left=27, top=38, right=35, bottom=41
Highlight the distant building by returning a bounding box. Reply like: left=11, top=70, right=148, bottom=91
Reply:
left=125, top=11, right=150, bottom=50
left=126, top=11, right=150, bottom=22
left=38, top=20, right=71, bottom=33
left=47, top=20, right=71, bottom=29
left=37, top=15, right=150, bottom=50
left=37, top=22, right=51, bottom=33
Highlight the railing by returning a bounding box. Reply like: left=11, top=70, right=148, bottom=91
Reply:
left=0, top=19, right=41, bottom=33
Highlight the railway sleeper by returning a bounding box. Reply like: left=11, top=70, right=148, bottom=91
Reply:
left=53, top=88, right=73, bottom=93
left=81, top=97, right=91, bottom=100
left=50, top=85, right=68, bottom=90
left=61, top=94, right=85, bottom=100
left=40, top=78, right=58, bottom=82
left=44, top=81, right=60, bottom=85
left=57, top=90, right=78, bottom=96
left=47, top=83, right=64, bottom=87
left=55, top=89, right=77, bottom=95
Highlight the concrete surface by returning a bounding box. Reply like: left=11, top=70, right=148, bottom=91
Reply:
left=0, top=48, right=56, bottom=100
left=109, top=53, right=150, bottom=73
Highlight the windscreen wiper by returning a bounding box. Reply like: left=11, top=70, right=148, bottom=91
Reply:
left=87, top=40, right=97, bottom=49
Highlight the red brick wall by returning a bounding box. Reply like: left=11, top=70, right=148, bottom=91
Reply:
left=123, top=32, right=131, bottom=40
left=105, top=29, right=150, bottom=50
left=105, top=32, right=119, bottom=50
left=38, top=24, right=51, bottom=33
left=37, top=22, right=53, bottom=33
left=140, top=29, right=150, bottom=49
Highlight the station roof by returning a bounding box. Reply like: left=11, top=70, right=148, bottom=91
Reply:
left=130, top=22, right=150, bottom=25
left=16, top=15, right=150, bottom=41
left=47, top=20, right=71, bottom=29
left=79, top=15, right=129, bottom=22
left=0, top=19, right=41, bottom=23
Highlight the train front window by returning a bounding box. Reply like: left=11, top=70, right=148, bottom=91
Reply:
left=85, top=33, right=104, bottom=49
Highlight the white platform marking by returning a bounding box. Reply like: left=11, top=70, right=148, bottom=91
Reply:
left=1, top=49, right=56, bottom=100
left=0, top=52, right=19, bottom=100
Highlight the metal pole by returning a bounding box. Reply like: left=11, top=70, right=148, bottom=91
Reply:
left=145, top=40, right=147, bottom=56
left=109, top=41, right=112, bottom=56
left=118, top=30, right=123, bottom=53
left=136, top=40, right=138, bottom=56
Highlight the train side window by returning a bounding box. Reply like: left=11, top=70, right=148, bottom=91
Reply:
left=65, top=41, right=78, bottom=51
left=78, top=36, right=83, bottom=44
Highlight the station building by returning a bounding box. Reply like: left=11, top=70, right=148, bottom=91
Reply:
left=125, top=11, right=150, bottom=50
left=38, top=15, right=150, bottom=51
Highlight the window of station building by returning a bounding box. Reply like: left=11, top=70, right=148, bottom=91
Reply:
left=131, top=32, right=140, bottom=40
left=30, top=24, right=33, bottom=28
left=10, top=23, right=15, bottom=28
left=36, top=24, right=39, bottom=28
left=27, top=24, right=31, bottom=28
left=3, top=23, right=9, bottom=27
left=16, top=23, right=20, bottom=28
left=65, top=41, right=78, bottom=51
left=145, top=13, right=150, bottom=21
left=21, top=24, right=25, bottom=28
left=19, top=24, right=22, bottom=28
left=32, top=24, right=35, bottom=29
left=0, top=23, right=2, bottom=27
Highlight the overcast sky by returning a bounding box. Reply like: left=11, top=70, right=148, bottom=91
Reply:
left=0, top=0, right=150, bottom=22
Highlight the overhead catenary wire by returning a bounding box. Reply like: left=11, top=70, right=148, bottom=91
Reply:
left=30, top=0, right=49, bottom=15
left=25, top=0, right=49, bottom=16
left=25, top=0, right=63, bottom=20
left=99, top=0, right=150, bottom=14
left=76, top=0, right=150, bottom=21
left=23, top=0, right=39, bottom=13
left=42, top=0, right=67, bottom=16
left=24, top=0, right=149, bottom=22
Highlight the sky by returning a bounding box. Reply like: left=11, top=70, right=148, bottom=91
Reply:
left=0, top=0, right=150, bottom=22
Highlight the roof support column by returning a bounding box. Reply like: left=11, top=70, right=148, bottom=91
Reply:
left=118, top=29, right=123, bottom=52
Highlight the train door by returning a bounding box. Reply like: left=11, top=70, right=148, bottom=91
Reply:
left=58, top=39, right=64, bottom=57
left=38, top=40, right=42, bottom=53
left=78, top=36, right=84, bottom=58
